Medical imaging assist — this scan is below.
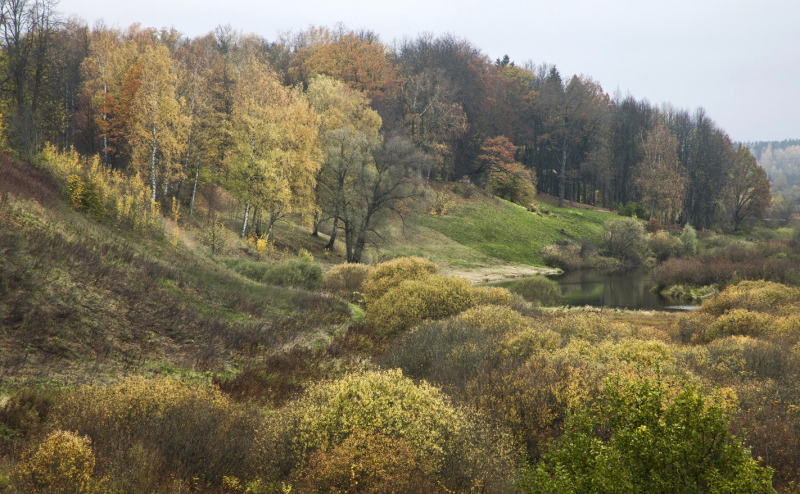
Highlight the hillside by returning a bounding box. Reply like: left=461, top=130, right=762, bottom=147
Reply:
left=377, top=183, right=616, bottom=270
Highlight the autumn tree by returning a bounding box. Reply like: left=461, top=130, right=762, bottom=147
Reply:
left=228, top=55, right=320, bottom=239
left=129, top=43, right=187, bottom=202
left=479, top=136, right=537, bottom=206
left=306, top=75, right=382, bottom=250
left=631, top=122, right=686, bottom=221
left=727, top=146, right=771, bottom=231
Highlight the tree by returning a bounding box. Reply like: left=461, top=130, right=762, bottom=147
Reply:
left=479, top=136, right=537, bottom=206
left=631, top=122, right=686, bottom=221
left=306, top=75, right=382, bottom=250
left=727, top=146, right=771, bottom=231
left=227, top=55, right=320, bottom=239
left=537, top=69, right=607, bottom=208
left=344, top=133, right=429, bottom=263
left=128, top=43, right=187, bottom=202
left=519, top=375, right=775, bottom=494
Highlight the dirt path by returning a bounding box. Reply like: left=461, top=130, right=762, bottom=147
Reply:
left=443, top=264, right=559, bottom=285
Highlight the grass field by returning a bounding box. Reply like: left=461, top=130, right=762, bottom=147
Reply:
left=391, top=186, right=617, bottom=267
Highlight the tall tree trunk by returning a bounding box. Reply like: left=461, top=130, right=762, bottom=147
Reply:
left=558, top=134, right=567, bottom=208
left=189, top=161, right=200, bottom=217
left=241, top=201, right=250, bottom=237
left=150, top=122, right=158, bottom=202
left=325, top=217, right=339, bottom=250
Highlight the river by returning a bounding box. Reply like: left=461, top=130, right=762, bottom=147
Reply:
left=492, top=269, right=699, bottom=311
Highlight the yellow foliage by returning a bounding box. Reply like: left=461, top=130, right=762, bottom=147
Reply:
left=472, top=286, right=512, bottom=307
left=368, top=274, right=475, bottom=336
left=702, top=280, right=800, bottom=316
left=18, top=430, right=101, bottom=494
left=363, top=256, right=438, bottom=303
left=282, top=369, right=465, bottom=474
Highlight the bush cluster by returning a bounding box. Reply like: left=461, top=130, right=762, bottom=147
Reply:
left=322, top=263, right=373, bottom=302
left=509, top=276, right=562, bottom=306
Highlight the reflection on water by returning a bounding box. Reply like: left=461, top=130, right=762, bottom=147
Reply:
left=495, top=269, right=700, bottom=311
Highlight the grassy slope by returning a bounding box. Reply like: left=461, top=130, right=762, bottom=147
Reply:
left=0, top=157, right=350, bottom=384
left=386, top=186, right=616, bottom=268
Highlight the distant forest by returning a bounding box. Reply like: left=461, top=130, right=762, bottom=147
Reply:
left=0, top=1, right=773, bottom=232
left=743, top=140, right=800, bottom=218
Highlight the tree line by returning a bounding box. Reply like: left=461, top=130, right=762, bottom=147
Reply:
left=0, top=1, right=771, bottom=247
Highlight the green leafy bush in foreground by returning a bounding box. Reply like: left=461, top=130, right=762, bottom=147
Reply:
left=519, top=375, right=775, bottom=494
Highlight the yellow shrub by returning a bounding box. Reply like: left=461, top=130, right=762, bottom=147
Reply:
left=323, top=263, right=373, bottom=302
left=472, top=286, right=512, bottom=307
left=702, top=280, right=800, bottom=316
left=699, top=309, right=773, bottom=343
left=363, top=256, right=438, bottom=303
left=293, top=430, right=441, bottom=494
left=671, top=311, right=715, bottom=344
left=18, top=430, right=100, bottom=494
left=368, top=274, right=474, bottom=336
left=53, top=377, right=254, bottom=485
left=456, top=304, right=531, bottom=336
left=286, top=369, right=464, bottom=473
left=501, top=328, right=562, bottom=361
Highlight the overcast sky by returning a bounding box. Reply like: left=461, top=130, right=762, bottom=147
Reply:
left=61, top=0, right=800, bottom=142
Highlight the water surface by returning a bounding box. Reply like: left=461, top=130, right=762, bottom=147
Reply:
left=493, top=269, right=699, bottom=311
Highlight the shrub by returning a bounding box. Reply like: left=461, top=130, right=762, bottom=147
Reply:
left=472, top=286, right=512, bottom=307
left=323, top=263, right=373, bottom=302
left=681, top=224, right=698, bottom=255
left=698, top=309, right=773, bottom=343
left=18, top=430, right=100, bottom=494
left=509, top=276, right=562, bottom=306
left=285, top=369, right=463, bottom=473
left=363, top=256, right=438, bottom=303
left=293, top=430, right=440, bottom=494
left=541, top=243, right=582, bottom=270
left=618, top=201, right=646, bottom=218
left=648, top=230, right=683, bottom=262
left=644, top=218, right=662, bottom=233
left=262, top=258, right=323, bottom=290
left=671, top=311, right=716, bottom=344
left=53, top=377, right=257, bottom=486
left=368, top=274, right=474, bottom=336
left=518, top=375, right=775, bottom=494
left=604, top=217, right=647, bottom=261
left=702, top=281, right=800, bottom=316
left=223, top=257, right=272, bottom=282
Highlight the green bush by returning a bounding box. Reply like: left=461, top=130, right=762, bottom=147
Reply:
left=617, top=201, right=647, bottom=218
left=604, top=217, right=647, bottom=261
left=519, top=375, right=775, bottom=494
left=648, top=230, right=683, bottom=262
left=323, top=263, right=373, bottom=302
left=368, top=274, right=474, bottom=336
left=223, top=258, right=272, bottom=282
left=472, top=286, right=512, bottom=307
left=681, top=224, right=699, bottom=256
left=363, top=256, right=438, bottom=303
left=510, top=276, right=562, bottom=306
left=262, top=259, right=323, bottom=290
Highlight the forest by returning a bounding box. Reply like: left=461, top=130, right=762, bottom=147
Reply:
left=2, top=1, right=799, bottom=493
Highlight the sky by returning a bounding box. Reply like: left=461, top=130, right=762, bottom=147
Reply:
left=60, top=0, right=800, bottom=142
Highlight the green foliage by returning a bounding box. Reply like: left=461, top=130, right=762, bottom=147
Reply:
left=509, top=276, right=562, bottom=306
left=368, top=274, right=475, bottom=336
left=648, top=230, right=683, bottom=262
left=617, top=201, right=647, bottom=218
left=604, top=217, right=647, bottom=261
left=262, top=259, right=324, bottom=290
left=519, top=375, right=775, bottom=494
left=681, top=224, right=699, bottom=255
left=223, top=257, right=273, bottom=282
